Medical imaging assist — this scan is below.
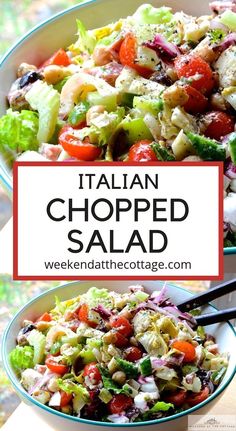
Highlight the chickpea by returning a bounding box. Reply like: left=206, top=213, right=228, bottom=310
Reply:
left=86, top=105, right=105, bottom=126
left=43, top=65, right=71, bottom=85
left=112, top=371, right=126, bottom=385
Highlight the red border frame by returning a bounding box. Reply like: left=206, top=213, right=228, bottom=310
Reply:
left=13, top=161, right=224, bottom=281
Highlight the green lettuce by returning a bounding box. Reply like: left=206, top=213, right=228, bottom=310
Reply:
left=150, top=401, right=174, bottom=412
left=57, top=378, right=89, bottom=399
left=133, top=4, right=173, bottom=24
left=85, top=286, right=111, bottom=307
left=70, top=19, right=96, bottom=54
left=10, top=346, right=34, bottom=373
left=219, top=10, right=236, bottom=31
left=0, top=109, right=39, bottom=159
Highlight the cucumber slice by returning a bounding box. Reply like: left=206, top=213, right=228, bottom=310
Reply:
left=27, top=329, right=46, bottom=365
left=133, top=95, right=163, bottom=115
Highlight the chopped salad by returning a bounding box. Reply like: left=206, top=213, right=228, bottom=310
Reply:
left=1, top=1, right=236, bottom=245
left=10, top=285, right=228, bottom=423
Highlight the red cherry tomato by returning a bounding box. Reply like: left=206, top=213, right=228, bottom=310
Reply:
left=110, top=316, right=133, bottom=337
left=78, top=304, right=98, bottom=328
left=127, top=140, right=157, bottom=162
left=172, top=340, right=196, bottom=363
left=164, top=390, right=187, bottom=407
left=113, top=331, right=129, bottom=348
left=83, top=363, right=102, bottom=384
left=60, top=391, right=73, bottom=407
left=42, top=49, right=71, bottom=67
left=175, top=55, right=214, bottom=94
left=186, top=387, right=210, bottom=407
left=203, top=111, right=235, bottom=140
left=183, top=85, right=208, bottom=114
left=36, top=312, right=52, bottom=322
left=119, top=34, right=152, bottom=78
left=59, top=125, right=102, bottom=161
left=108, top=394, right=133, bottom=414
left=124, top=346, right=143, bottom=362
left=45, top=356, right=68, bottom=375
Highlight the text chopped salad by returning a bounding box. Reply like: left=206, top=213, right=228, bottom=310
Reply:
left=10, top=285, right=228, bottom=423
left=1, top=1, right=236, bottom=245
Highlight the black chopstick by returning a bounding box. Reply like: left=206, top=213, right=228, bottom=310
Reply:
left=177, top=279, right=236, bottom=312
left=195, top=307, right=236, bottom=326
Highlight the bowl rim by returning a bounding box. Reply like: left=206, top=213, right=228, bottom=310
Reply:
left=0, top=0, right=235, bottom=255
left=3, top=280, right=236, bottom=428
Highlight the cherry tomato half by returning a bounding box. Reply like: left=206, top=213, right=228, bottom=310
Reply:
left=110, top=316, right=133, bottom=337
left=42, top=49, right=71, bottom=67
left=124, top=346, right=143, bottom=362
left=113, top=331, right=129, bottom=348
left=36, top=312, right=52, bottom=322
left=172, top=340, right=196, bottom=363
left=186, top=387, right=209, bottom=407
left=164, top=390, right=187, bottom=407
left=119, top=34, right=152, bottom=78
left=108, top=394, right=133, bottom=414
left=45, top=356, right=68, bottom=375
left=83, top=363, right=102, bottom=384
left=127, top=140, right=157, bottom=162
left=78, top=304, right=98, bottom=328
left=183, top=85, right=208, bottom=114
left=59, top=125, right=102, bottom=161
left=60, top=391, right=73, bottom=407
left=175, top=55, right=214, bottom=94
left=203, top=111, right=235, bottom=141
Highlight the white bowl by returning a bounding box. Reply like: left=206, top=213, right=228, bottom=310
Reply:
left=3, top=280, right=236, bottom=431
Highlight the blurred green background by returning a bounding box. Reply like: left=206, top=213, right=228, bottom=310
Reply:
left=0, top=0, right=82, bottom=56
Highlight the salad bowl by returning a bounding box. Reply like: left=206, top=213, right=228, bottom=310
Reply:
left=0, top=0, right=236, bottom=255
left=3, top=280, right=236, bottom=431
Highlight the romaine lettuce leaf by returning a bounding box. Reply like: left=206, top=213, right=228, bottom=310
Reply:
left=10, top=346, right=34, bottom=372
left=57, top=378, right=89, bottom=399
left=0, top=109, right=39, bottom=159
left=70, top=19, right=96, bottom=55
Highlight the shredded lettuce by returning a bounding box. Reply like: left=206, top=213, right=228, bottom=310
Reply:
left=27, top=329, right=46, bottom=365
left=85, top=286, right=112, bottom=307
left=0, top=109, right=39, bottom=159
left=150, top=401, right=174, bottom=412
left=57, top=378, right=89, bottom=399
left=70, top=19, right=96, bottom=55
left=10, top=346, right=34, bottom=372
left=132, top=4, right=173, bottom=24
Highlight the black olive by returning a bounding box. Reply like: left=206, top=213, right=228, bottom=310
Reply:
left=20, top=323, right=36, bottom=335
left=72, top=356, right=84, bottom=376
left=150, top=71, right=172, bottom=86
left=19, top=71, right=42, bottom=89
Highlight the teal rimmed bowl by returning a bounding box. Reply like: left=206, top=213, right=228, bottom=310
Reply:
left=3, top=280, right=236, bottom=431
left=0, top=0, right=235, bottom=255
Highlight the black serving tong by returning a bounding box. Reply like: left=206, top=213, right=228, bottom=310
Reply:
left=176, top=279, right=236, bottom=326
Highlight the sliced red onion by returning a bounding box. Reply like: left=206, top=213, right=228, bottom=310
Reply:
left=150, top=282, right=168, bottom=305
left=213, top=32, right=236, bottom=52
left=185, top=372, right=195, bottom=385
left=225, top=160, right=236, bottom=179
left=92, top=304, right=111, bottom=319
left=210, top=19, right=228, bottom=31
left=29, top=370, right=56, bottom=395
left=150, top=357, right=167, bottom=369
left=144, top=34, right=180, bottom=63
left=49, top=391, right=61, bottom=407
left=138, top=375, right=150, bottom=384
